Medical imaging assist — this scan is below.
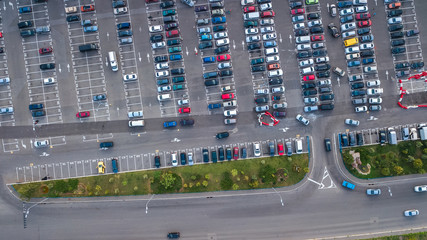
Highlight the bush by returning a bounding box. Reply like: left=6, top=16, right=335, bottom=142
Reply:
left=416, top=141, right=423, bottom=148
left=381, top=168, right=390, bottom=176
left=220, top=172, right=233, bottom=190
left=394, top=166, right=404, bottom=175
left=160, top=172, right=176, bottom=190
left=401, top=149, right=409, bottom=155
left=231, top=169, right=238, bottom=177
left=413, top=159, right=423, bottom=169
left=232, top=184, right=239, bottom=190
left=202, top=180, right=208, bottom=187
left=423, top=148, right=427, bottom=154
left=259, top=164, right=275, bottom=184
left=407, top=155, right=415, bottom=163
left=17, top=183, right=39, bottom=200
left=421, top=154, right=427, bottom=161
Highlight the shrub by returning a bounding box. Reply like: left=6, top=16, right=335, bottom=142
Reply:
left=421, top=154, right=427, bottom=161
left=202, top=180, right=208, bottom=187
left=413, top=159, right=423, bottom=169
left=220, top=172, right=233, bottom=190
left=394, top=166, right=404, bottom=175
left=231, top=169, right=238, bottom=177
left=407, top=155, right=415, bottom=163
left=424, top=148, right=427, bottom=154
left=160, top=172, right=176, bottom=190
left=303, top=167, right=309, bottom=173
left=416, top=141, right=423, bottom=148
left=418, top=169, right=426, bottom=174
left=205, top=174, right=210, bottom=180
left=122, top=180, right=127, bottom=186
left=133, top=186, right=138, bottom=191
left=109, top=178, right=114, bottom=183
left=232, top=184, right=239, bottom=190
left=259, top=164, right=275, bottom=184
left=190, top=175, right=197, bottom=181
left=381, top=168, right=390, bottom=176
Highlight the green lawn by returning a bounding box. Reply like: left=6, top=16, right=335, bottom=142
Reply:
left=342, top=140, right=427, bottom=179
left=361, top=231, right=427, bottom=240
left=13, top=154, right=308, bottom=200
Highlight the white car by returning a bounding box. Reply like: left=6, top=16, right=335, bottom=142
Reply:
left=149, top=25, right=163, bottom=33
left=271, top=86, right=285, bottom=93
left=266, top=55, right=280, bottom=63
left=341, top=22, right=356, bottom=32
left=355, top=6, right=368, bottom=13
left=43, top=77, right=56, bottom=85
left=223, top=100, right=237, bottom=107
left=157, top=85, right=171, bottom=93
left=360, top=43, right=374, bottom=50
left=255, top=105, right=269, bottom=112
left=297, top=44, right=311, bottom=51
left=224, top=109, right=237, bottom=117
left=245, top=28, right=258, bottom=35
left=404, top=209, right=419, bottom=217
left=260, top=19, right=274, bottom=26
left=296, top=114, right=309, bottom=126
left=262, top=33, right=276, bottom=41
left=214, top=32, right=228, bottom=39
left=312, top=42, right=324, bottom=49
left=188, top=153, right=194, bottom=166
left=224, top=118, right=237, bottom=125
left=346, top=53, right=360, bottom=60
left=216, top=38, right=230, bottom=46
left=345, top=46, right=360, bottom=54
left=152, top=41, right=166, bottom=49
left=342, top=31, right=356, bottom=39
left=294, top=23, right=305, bottom=30
left=171, top=153, right=178, bottom=166
left=260, top=26, right=274, bottom=33
left=369, top=97, right=382, bottom=104
left=299, top=59, right=314, bottom=67
left=363, top=66, right=377, bottom=73
left=218, top=62, right=232, bottom=69
left=128, top=111, right=143, bottom=118
left=155, top=62, right=169, bottom=70
left=246, top=35, right=261, bottom=43
left=273, top=102, right=287, bottom=109
left=253, top=142, right=261, bottom=157
left=157, top=94, right=171, bottom=101
left=366, top=80, right=380, bottom=87
left=155, top=70, right=169, bottom=78
left=123, top=73, right=138, bottom=81
left=315, top=57, right=329, bottom=63
left=241, top=0, right=255, bottom=6
left=345, top=119, right=360, bottom=126
left=255, top=88, right=269, bottom=95
left=0, top=107, right=13, bottom=114
left=414, top=185, right=427, bottom=192
left=388, top=17, right=402, bottom=24
left=355, top=106, right=368, bottom=112
left=318, top=79, right=331, bottom=86
left=367, top=88, right=383, bottom=95
left=177, top=99, right=189, bottom=105
left=113, top=7, right=128, bottom=15
left=268, top=69, right=283, bottom=77
left=259, top=3, right=272, bottom=11
left=339, top=8, right=354, bottom=16
left=34, top=140, right=49, bottom=148
left=307, top=20, right=322, bottom=27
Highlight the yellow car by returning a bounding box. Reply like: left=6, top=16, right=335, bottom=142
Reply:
left=97, top=161, right=105, bottom=174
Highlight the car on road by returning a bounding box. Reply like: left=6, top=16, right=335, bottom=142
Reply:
left=366, top=189, right=381, bottom=195
left=163, top=121, right=177, bottom=128
left=355, top=106, right=368, bottom=113
left=345, top=119, right=360, bottom=126
left=404, top=209, right=419, bottom=217
left=324, top=138, right=331, bottom=152
left=216, top=131, right=229, bottom=139
left=414, top=185, right=427, bottom=192
left=342, top=180, right=355, bottom=190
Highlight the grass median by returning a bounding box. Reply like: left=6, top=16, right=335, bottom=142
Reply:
left=342, top=140, right=427, bottom=179
left=13, top=154, right=308, bottom=200
left=360, top=231, right=427, bottom=240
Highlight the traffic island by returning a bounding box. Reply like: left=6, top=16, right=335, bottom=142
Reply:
left=12, top=154, right=308, bottom=200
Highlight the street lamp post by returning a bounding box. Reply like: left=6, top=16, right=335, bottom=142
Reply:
left=272, top=188, right=284, bottom=207
left=145, top=194, right=155, bottom=214
left=23, top=198, right=48, bottom=228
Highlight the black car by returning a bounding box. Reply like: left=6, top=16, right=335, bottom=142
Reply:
left=357, top=27, right=370, bottom=35
left=211, top=2, right=224, bottom=9
left=379, top=130, right=386, bottom=144
left=255, top=97, right=268, bottom=104
left=295, top=29, right=309, bottom=36
left=303, top=89, right=317, bottom=96
left=307, top=13, right=320, bottom=20
left=163, top=16, right=177, bottom=23
left=320, top=104, right=334, bottom=110
left=314, top=64, right=330, bottom=71
left=18, top=20, right=33, bottom=28
left=154, top=55, right=168, bottom=63
left=202, top=148, right=209, bottom=162
left=391, top=39, right=405, bottom=46
left=310, top=26, right=324, bottom=34
left=351, top=82, right=364, bottom=89
left=118, top=30, right=132, bottom=37
left=165, top=23, right=178, bottom=31
left=316, top=71, right=330, bottom=78
left=328, top=23, right=340, bottom=38
left=167, top=232, right=180, bottom=239
left=313, top=50, right=327, bottom=57
left=150, top=34, right=163, bottom=43
left=389, top=24, right=403, bottom=32
left=297, top=51, right=312, bottom=59
left=320, top=94, right=334, bottom=101
left=204, top=79, right=218, bottom=86
left=199, top=41, right=213, bottom=49
left=195, top=5, right=208, bottom=12
left=390, top=31, right=404, bottom=39
left=40, top=63, right=55, bottom=70
left=324, top=138, right=331, bottom=152
left=20, top=29, right=36, bottom=37
left=215, top=45, right=229, bottom=54
left=180, top=152, right=187, bottom=165
left=252, top=65, right=265, bottom=72
left=269, top=78, right=283, bottom=85
left=160, top=1, right=174, bottom=9
left=220, top=70, right=233, bottom=77
left=388, top=9, right=402, bottom=17
left=396, top=70, right=409, bottom=77
left=218, top=147, right=225, bottom=161
left=395, top=62, right=409, bottom=69
left=357, top=132, right=364, bottom=146
left=360, top=50, right=374, bottom=57
left=0, top=47, right=3, bottom=54
left=213, top=25, right=226, bottom=32
left=392, top=47, right=406, bottom=54
left=406, top=29, right=419, bottom=37
left=273, top=111, right=286, bottom=118
left=154, top=156, right=160, bottom=168
left=302, top=83, right=316, bottom=89
left=179, top=118, right=194, bottom=126
left=248, top=43, right=261, bottom=50
left=171, top=68, right=184, bottom=75
left=411, top=61, right=424, bottom=69
left=290, top=1, right=302, bottom=9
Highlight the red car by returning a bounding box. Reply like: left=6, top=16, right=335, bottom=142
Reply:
left=261, top=11, right=275, bottom=18
left=217, top=54, right=230, bottom=62
left=244, top=6, right=256, bottom=13
left=303, top=74, right=315, bottom=81
left=76, top=111, right=90, bottom=118
left=166, top=30, right=179, bottom=38
left=358, top=20, right=371, bottom=28
left=39, top=47, right=53, bottom=54
left=81, top=5, right=95, bottom=12
left=356, top=13, right=371, bottom=20
left=233, top=147, right=239, bottom=160
left=0, top=32, right=3, bottom=38
left=221, top=93, right=235, bottom=100
left=277, top=143, right=284, bottom=156
left=291, top=8, right=305, bottom=15
left=311, top=35, right=324, bottom=42
left=178, top=107, right=191, bottom=114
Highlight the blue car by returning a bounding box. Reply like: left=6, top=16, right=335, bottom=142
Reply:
left=263, top=41, right=277, bottom=48
left=337, top=1, right=352, bottom=8
left=362, top=58, right=375, bottom=64
left=348, top=60, right=361, bottom=67
left=169, top=54, right=182, bottom=61
left=208, top=103, right=222, bottom=109
left=203, top=56, right=215, bottom=64
left=200, top=34, right=212, bottom=41
left=19, top=6, right=32, bottom=13
left=340, top=15, right=354, bottom=24
left=212, top=17, right=226, bottom=24
left=112, top=159, right=119, bottom=173
left=83, top=26, right=98, bottom=33
left=342, top=180, right=355, bottom=190
left=93, top=94, right=106, bottom=101
left=163, top=121, right=177, bottom=128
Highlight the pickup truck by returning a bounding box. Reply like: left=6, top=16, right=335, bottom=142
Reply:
left=65, top=6, right=78, bottom=14
left=342, top=180, right=355, bottom=190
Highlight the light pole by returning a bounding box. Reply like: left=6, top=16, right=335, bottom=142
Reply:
left=23, top=198, right=48, bottom=228
left=145, top=194, right=155, bottom=214
left=272, top=188, right=284, bottom=207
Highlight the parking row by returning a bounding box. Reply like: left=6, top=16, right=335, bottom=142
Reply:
left=15, top=137, right=308, bottom=183
left=290, top=0, right=336, bottom=112
left=64, top=0, right=112, bottom=141
left=241, top=0, right=287, bottom=118
left=147, top=0, right=190, bottom=117
left=336, top=0, right=383, bottom=113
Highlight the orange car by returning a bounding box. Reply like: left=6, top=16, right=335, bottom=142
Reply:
left=267, top=63, right=280, bottom=70
left=388, top=2, right=401, bottom=9
left=81, top=5, right=95, bottom=12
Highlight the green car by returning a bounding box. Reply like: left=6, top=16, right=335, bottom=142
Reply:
left=162, top=9, right=176, bottom=16
left=173, top=84, right=185, bottom=91
left=306, top=0, right=318, bottom=4
left=168, top=46, right=182, bottom=53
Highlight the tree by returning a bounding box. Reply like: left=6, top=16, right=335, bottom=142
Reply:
left=413, top=159, right=423, bottom=169
left=160, top=172, right=176, bottom=190
left=394, top=166, right=404, bottom=175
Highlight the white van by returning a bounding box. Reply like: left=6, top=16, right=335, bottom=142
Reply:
left=301, top=67, right=314, bottom=75
left=295, top=139, right=303, bottom=154
left=296, top=36, right=310, bottom=44
left=157, top=94, right=171, bottom=101
left=243, top=12, right=260, bottom=21
left=108, top=51, right=118, bottom=72
left=128, top=120, right=144, bottom=127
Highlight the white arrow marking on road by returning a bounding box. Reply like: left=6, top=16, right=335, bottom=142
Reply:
left=146, top=53, right=150, bottom=63
left=388, top=186, right=392, bottom=197
left=242, top=41, right=245, bottom=51
left=279, top=33, right=282, bottom=43
left=106, top=32, right=109, bottom=40
left=67, top=64, right=70, bottom=72
left=139, top=27, right=142, bottom=32
left=185, top=47, right=189, bottom=56
left=194, top=47, right=197, bottom=55
left=138, top=52, right=141, bottom=62
left=3, top=2, right=5, bottom=10
left=289, top=34, right=292, bottom=43
left=58, top=64, right=61, bottom=73
left=233, top=40, right=236, bottom=49
left=375, top=0, right=378, bottom=6
left=337, top=77, right=340, bottom=87
left=386, top=70, right=389, bottom=80
left=326, top=3, right=329, bottom=11
left=21, top=140, right=26, bottom=149
left=105, top=57, right=108, bottom=66
left=308, top=178, right=325, bottom=188
left=8, top=2, right=13, bottom=10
